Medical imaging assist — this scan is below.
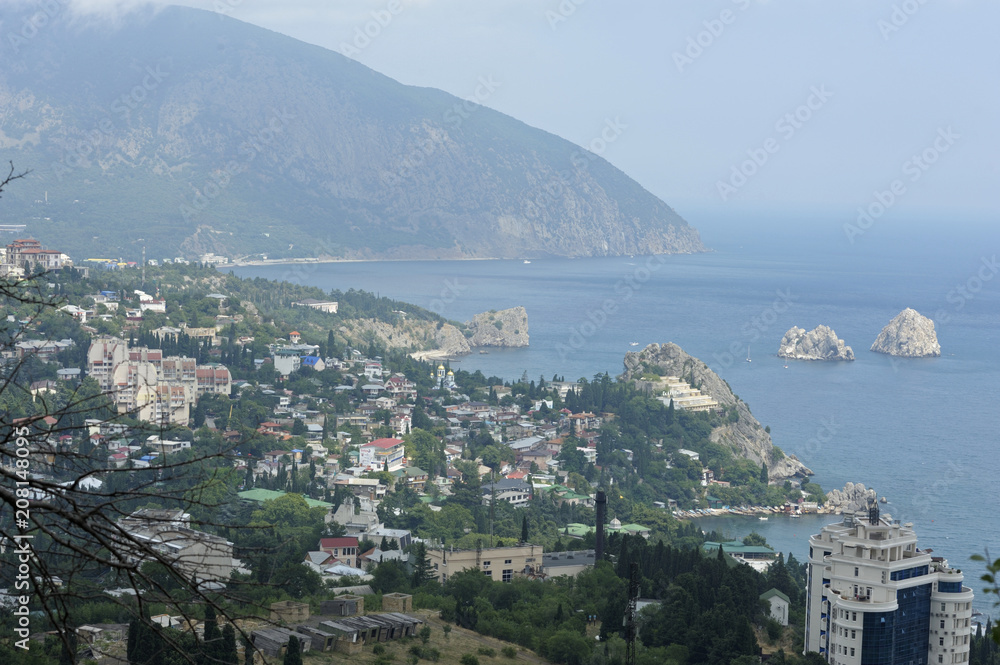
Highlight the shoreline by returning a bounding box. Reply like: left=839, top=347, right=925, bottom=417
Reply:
left=226, top=250, right=708, bottom=268
left=675, top=505, right=840, bottom=520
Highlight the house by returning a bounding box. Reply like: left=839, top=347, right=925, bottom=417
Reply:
left=301, top=355, right=326, bottom=372
left=293, top=298, right=339, bottom=313
left=760, top=588, right=790, bottom=626
left=319, top=537, right=360, bottom=567
left=482, top=478, right=532, bottom=507
left=358, top=438, right=405, bottom=472
left=366, top=527, right=412, bottom=551
left=426, top=543, right=543, bottom=583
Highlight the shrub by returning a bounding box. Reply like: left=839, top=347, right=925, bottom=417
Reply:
left=373, top=644, right=386, bottom=655
left=460, top=655, right=480, bottom=665
left=477, top=647, right=496, bottom=657
left=501, top=646, right=517, bottom=659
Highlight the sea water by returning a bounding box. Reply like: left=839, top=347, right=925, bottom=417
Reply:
left=232, top=218, right=1000, bottom=612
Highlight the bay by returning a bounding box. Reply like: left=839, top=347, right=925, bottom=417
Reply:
left=231, top=218, right=1000, bottom=614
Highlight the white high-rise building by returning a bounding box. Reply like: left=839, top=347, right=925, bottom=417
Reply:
left=805, top=509, right=973, bottom=664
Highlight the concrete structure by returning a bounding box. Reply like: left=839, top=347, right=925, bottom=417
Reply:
left=321, top=595, right=364, bottom=617
left=382, top=593, right=413, bottom=613
left=804, top=511, right=973, bottom=664
left=116, top=509, right=234, bottom=582
left=543, top=550, right=596, bottom=577
left=426, top=543, right=543, bottom=583
left=761, top=588, right=790, bottom=626
left=270, top=600, right=310, bottom=624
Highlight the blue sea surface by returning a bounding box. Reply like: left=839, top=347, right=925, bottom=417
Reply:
left=232, top=219, right=1000, bottom=613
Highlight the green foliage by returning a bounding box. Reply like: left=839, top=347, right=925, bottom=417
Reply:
left=460, top=655, right=479, bottom=665
left=501, top=646, right=517, bottom=659
left=477, top=647, right=496, bottom=657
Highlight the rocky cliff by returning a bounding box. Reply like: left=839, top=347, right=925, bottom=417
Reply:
left=825, top=482, right=878, bottom=514
left=467, top=307, right=529, bottom=348
left=778, top=325, right=855, bottom=361
left=870, top=308, right=941, bottom=357
left=620, top=343, right=812, bottom=481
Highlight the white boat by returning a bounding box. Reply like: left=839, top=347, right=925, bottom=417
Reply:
left=523, top=259, right=531, bottom=264
left=630, top=342, right=639, bottom=346
left=745, top=345, right=752, bottom=363
left=758, top=516, right=769, bottom=521
left=790, top=513, right=801, bottom=518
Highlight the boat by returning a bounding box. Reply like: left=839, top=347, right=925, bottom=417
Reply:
left=790, top=513, right=801, bottom=518
left=745, top=345, right=752, bottom=363
left=630, top=342, right=639, bottom=346
left=758, top=516, right=769, bottom=521
left=523, top=259, right=531, bottom=264
left=479, top=350, right=489, bottom=354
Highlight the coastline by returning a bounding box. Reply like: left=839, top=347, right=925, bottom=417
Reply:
left=675, top=505, right=841, bottom=520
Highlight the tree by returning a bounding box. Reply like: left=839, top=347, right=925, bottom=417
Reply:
left=283, top=636, right=302, bottom=665
left=0, top=166, right=272, bottom=664
left=411, top=541, right=435, bottom=587
left=760, top=462, right=769, bottom=484
left=521, top=515, right=529, bottom=543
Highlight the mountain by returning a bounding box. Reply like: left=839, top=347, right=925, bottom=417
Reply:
left=0, top=5, right=705, bottom=262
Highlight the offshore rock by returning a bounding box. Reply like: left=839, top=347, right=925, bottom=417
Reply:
left=778, top=325, right=855, bottom=361
left=870, top=308, right=941, bottom=357
left=825, top=482, right=878, bottom=514
left=466, top=307, right=529, bottom=348
left=621, top=343, right=812, bottom=481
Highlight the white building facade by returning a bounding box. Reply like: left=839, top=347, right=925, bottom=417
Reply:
left=805, top=511, right=973, bottom=665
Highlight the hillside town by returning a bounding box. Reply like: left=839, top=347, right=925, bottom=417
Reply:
left=0, top=255, right=984, bottom=665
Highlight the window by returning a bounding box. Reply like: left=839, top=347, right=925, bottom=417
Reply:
left=502, top=569, right=513, bottom=582
left=851, top=630, right=856, bottom=639
left=855, top=567, right=859, bottom=577
left=942, top=603, right=947, bottom=612
left=940, top=637, right=944, bottom=646
left=505, top=559, right=512, bottom=564
left=483, top=561, right=491, bottom=567
left=852, top=612, right=857, bottom=621
left=850, top=648, right=855, bottom=657
left=940, top=620, right=945, bottom=629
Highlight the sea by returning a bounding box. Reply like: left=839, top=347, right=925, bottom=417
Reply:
left=232, top=215, right=1000, bottom=615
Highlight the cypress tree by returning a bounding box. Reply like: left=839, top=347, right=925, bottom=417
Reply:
left=283, top=636, right=302, bottom=665
left=521, top=515, right=529, bottom=543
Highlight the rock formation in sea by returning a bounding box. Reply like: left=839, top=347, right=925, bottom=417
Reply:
left=621, top=343, right=812, bottom=481
left=430, top=306, right=529, bottom=357
left=825, top=482, right=879, bottom=514
left=778, top=325, right=855, bottom=361
left=870, top=308, right=941, bottom=357
left=466, top=307, right=529, bottom=348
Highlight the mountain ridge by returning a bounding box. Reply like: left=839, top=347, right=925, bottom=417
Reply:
left=0, top=5, right=705, bottom=262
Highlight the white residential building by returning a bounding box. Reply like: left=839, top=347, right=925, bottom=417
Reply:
left=804, top=510, right=973, bottom=665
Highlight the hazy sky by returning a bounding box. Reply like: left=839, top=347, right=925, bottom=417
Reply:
left=33, top=1, right=1000, bottom=227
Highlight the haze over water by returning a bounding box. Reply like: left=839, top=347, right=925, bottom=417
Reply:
left=232, top=217, right=1000, bottom=612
